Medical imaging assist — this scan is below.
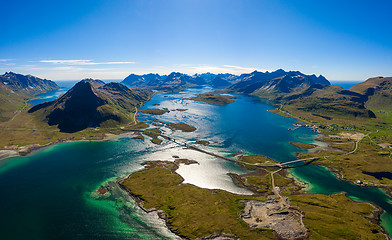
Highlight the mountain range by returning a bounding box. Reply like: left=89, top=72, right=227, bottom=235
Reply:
left=121, top=69, right=329, bottom=93
left=1, top=70, right=392, bottom=133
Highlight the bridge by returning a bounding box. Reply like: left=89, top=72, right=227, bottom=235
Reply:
left=152, top=132, right=317, bottom=169
left=186, top=144, right=315, bottom=169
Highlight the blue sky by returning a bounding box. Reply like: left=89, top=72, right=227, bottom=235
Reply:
left=1, top=0, right=392, bottom=80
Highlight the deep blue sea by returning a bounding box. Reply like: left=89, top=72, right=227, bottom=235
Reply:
left=2, top=86, right=391, bottom=239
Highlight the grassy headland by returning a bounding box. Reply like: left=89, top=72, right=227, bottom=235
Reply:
left=121, top=158, right=385, bottom=239
left=290, top=142, right=317, bottom=149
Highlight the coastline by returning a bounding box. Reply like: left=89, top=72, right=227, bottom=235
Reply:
left=117, top=174, right=185, bottom=240
left=1, top=96, right=391, bottom=239
left=117, top=155, right=390, bottom=240
left=0, top=132, right=129, bottom=161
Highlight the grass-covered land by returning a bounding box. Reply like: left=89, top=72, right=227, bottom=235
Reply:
left=121, top=164, right=275, bottom=240
left=298, top=136, right=392, bottom=186
left=196, top=140, right=210, bottom=145
left=167, top=123, right=196, bottom=132
left=290, top=142, right=316, bottom=149
left=270, top=96, right=392, bottom=189
left=237, top=155, right=278, bottom=170
left=140, top=108, right=170, bottom=115
left=189, top=91, right=239, bottom=105
left=290, top=194, right=385, bottom=239
left=142, top=128, right=163, bottom=145
left=121, top=160, right=385, bottom=239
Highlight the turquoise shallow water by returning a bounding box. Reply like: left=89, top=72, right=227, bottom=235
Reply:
left=1, top=86, right=391, bottom=239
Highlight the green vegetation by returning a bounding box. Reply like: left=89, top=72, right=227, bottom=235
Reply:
left=241, top=172, right=295, bottom=195
left=142, top=128, right=163, bottom=145
left=290, top=142, right=316, bottom=149
left=132, top=133, right=144, bottom=141
left=140, top=108, right=170, bottom=115
left=121, top=165, right=275, bottom=240
left=298, top=136, right=392, bottom=186
left=167, top=123, right=196, bottom=132
left=151, top=138, right=162, bottom=145
left=0, top=107, right=149, bottom=149
left=196, top=140, right=210, bottom=145
left=189, top=91, right=239, bottom=105
left=121, top=161, right=385, bottom=239
left=290, top=194, right=385, bottom=239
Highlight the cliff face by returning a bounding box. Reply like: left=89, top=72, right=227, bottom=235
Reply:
left=29, top=80, right=153, bottom=132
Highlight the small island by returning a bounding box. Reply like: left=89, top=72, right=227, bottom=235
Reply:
left=140, top=108, right=170, bottom=115
left=189, top=91, right=239, bottom=105
left=142, top=128, right=163, bottom=145
left=167, top=123, right=197, bottom=132
left=196, top=140, right=210, bottom=145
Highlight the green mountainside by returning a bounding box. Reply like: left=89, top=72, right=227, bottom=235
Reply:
left=0, top=72, right=59, bottom=122
left=278, top=84, right=375, bottom=123
left=350, top=77, right=392, bottom=110
left=29, top=79, right=153, bottom=132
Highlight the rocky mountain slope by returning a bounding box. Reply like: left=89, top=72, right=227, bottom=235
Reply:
left=350, top=77, right=392, bottom=110
left=229, top=69, right=329, bottom=97
left=0, top=72, right=59, bottom=95
left=0, top=72, right=59, bottom=122
left=29, top=79, right=153, bottom=132
left=121, top=69, right=327, bottom=92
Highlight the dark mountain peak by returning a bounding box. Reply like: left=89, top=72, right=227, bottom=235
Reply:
left=167, top=72, right=184, bottom=78
left=81, top=78, right=105, bottom=83
left=99, top=82, right=128, bottom=92
left=29, top=79, right=153, bottom=133
left=122, top=74, right=145, bottom=87
left=273, top=68, right=286, bottom=74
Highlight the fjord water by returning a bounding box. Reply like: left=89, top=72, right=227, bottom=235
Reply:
left=1, top=87, right=391, bottom=239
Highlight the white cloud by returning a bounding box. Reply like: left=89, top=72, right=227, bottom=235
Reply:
left=42, top=71, right=129, bottom=80
left=39, top=59, right=135, bottom=65
left=0, top=59, right=13, bottom=62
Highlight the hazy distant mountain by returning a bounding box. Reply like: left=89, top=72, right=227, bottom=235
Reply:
left=29, top=79, right=153, bottom=132
left=122, top=72, right=198, bottom=92
left=0, top=72, right=59, bottom=95
left=122, top=69, right=329, bottom=93
left=229, top=69, right=329, bottom=95
left=0, top=72, right=59, bottom=122
left=226, top=69, right=377, bottom=121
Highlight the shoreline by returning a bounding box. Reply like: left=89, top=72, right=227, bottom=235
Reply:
left=0, top=131, right=133, bottom=161
left=117, top=156, right=390, bottom=240
left=2, top=98, right=391, bottom=238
